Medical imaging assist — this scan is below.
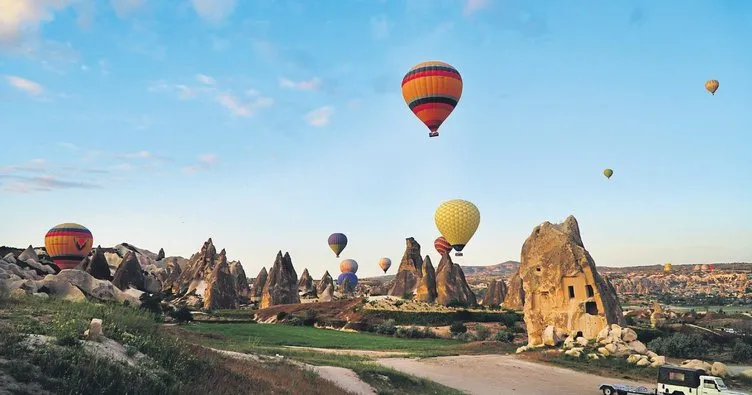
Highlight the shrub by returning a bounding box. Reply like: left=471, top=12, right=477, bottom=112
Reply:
left=447, top=300, right=469, bottom=309
left=732, top=341, right=752, bottom=362
left=493, top=330, right=515, bottom=342
left=474, top=324, right=490, bottom=341
left=0, top=280, right=10, bottom=305
left=286, top=317, right=304, bottom=326
left=373, top=319, right=397, bottom=336
left=363, top=309, right=523, bottom=326
left=171, top=307, right=194, bottom=324
left=302, top=310, right=317, bottom=327
left=648, top=333, right=710, bottom=359
left=276, top=311, right=288, bottom=321
left=450, top=321, right=467, bottom=335
left=395, top=327, right=437, bottom=339
left=456, top=332, right=476, bottom=342
left=139, top=293, right=165, bottom=319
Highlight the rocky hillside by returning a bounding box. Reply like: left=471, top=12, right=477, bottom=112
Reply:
left=461, top=261, right=520, bottom=277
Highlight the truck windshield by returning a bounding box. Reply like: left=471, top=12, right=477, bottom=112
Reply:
left=715, top=379, right=728, bottom=390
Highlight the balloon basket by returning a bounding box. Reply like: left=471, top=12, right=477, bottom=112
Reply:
left=454, top=252, right=463, bottom=257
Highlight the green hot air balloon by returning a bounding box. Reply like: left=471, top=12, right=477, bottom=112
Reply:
left=603, top=168, right=614, bottom=179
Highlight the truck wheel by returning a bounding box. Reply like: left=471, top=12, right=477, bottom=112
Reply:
left=602, top=387, right=615, bottom=395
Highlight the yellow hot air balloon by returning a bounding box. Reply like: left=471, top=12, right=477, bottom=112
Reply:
left=705, top=79, right=719, bottom=95
left=378, top=257, right=392, bottom=273
left=603, top=168, right=614, bottom=179
left=663, top=262, right=672, bottom=273
left=44, top=223, right=93, bottom=270
left=434, top=199, right=480, bottom=257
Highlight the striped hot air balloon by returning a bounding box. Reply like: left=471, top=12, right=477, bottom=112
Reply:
left=44, top=223, right=93, bottom=270
left=340, top=258, right=358, bottom=274
left=434, top=236, right=453, bottom=256
left=327, top=233, right=347, bottom=258
left=401, top=61, right=463, bottom=138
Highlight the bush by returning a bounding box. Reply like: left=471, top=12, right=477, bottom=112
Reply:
left=456, top=332, right=476, bottom=342
left=363, top=309, right=523, bottom=326
left=0, top=280, right=10, bottom=305
left=139, top=293, right=165, bottom=319
left=302, top=310, right=317, bottom=327
left=648, top=333, right=710, bottom=359
left=450, top=321, right=467, bottom=335
left=474, top=324, right=490, bottom=341
left=447, top=300, right=469, bottom=309
left=171, top=307, right=194, bottom=324
left=373, top=319, right=397, bottom=336
left=493, top=330, right=515, bottom=342
left=732, top=342, right=752, bottom=362
left=395, top=327, right=437, bottom=339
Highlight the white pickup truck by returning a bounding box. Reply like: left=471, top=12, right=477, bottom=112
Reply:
left=599, top=365, right=750, bottom=395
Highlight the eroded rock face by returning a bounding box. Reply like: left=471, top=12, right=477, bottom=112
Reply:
left=388, top=237, right=423, bottom=297
left=435, top=254, right=476, bottom=306
left=156, top=248, right=165, bottom=261
left=504, top=273, right=525, bottom=310
left=319, top=284, right=334, bottom=302
left=229, top=261, right=251, bottom=300
left=78, top=246, right=113, bottom=281
left=415, top=255, right=437, bottom=303
left=251, top=267, right=268, bottom=302
left=260, top=251, right=299, bottom=308
left=204, top=256, right=238, bottom=310
left=317, top=271, right=334, bottom=296
left=519, top=216, right=626, bottom=346
left=112, top=251, right=146, bottom=291
left=483, top=279, right=508, bottom=307
left=298, top=268, right=317, bottom=298
left=171, top=238, right=243, bottom=310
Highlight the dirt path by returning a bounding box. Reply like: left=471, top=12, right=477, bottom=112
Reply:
left=283, top=346, right=408, bottom=358
left=209, top=348, right=376, bottom=395
left=376, top=354, right=651, bottom=395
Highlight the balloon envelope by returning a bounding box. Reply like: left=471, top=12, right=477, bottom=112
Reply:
left=434, top=199, right=480, bottom=255
left=705, top=79, right=719, bottom=95
left=328, top=233, right=348, bottom=258
left=378, top=257, right=392, bottom=273
left=337, top=272, right=358, bottom=291
left=340, top=258, right=358, bottom=274
left=603, top=168, right=613, bottom=179
left=44, top=223, right=93, bottom=270
left=434, top=236, right=452, bottom=256
left=401, top=61, right=463, bottom=137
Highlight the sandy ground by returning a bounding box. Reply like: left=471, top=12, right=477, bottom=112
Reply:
left=209, top=348, right=376, bottom=395
left=376, top=354, right=651, bottom=395
left=283, top=346, right=408, bottom=358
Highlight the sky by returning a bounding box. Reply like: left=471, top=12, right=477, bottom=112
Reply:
left=0, top=0, right=750, bottom=279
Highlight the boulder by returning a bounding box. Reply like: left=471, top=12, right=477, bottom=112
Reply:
left=260, top=251, right=299, bottom=308
left=84, top=318, right=103, bottom=340
left=36, top=270, right=140, bottom=306
left=78, top=246, right=113, bottom=281
left=435, top=253, right=476, bottom=306
left=415, top=255, right=437, bottom=303
left=316, top=270, right=333, bottom=296
left=111, top=251, right=146, bottom=291
left=251, top=267, right=268, bottom=301
left=519, top=216, right=626, bottom=346
left=298, top=268, right=317, bottom=298
left=388, top=237, right=423, bottom=298
left=228, top=261, right=251, bottom=300
left=483, top=279, right=507, bottom=307
left=542, top=325, right=561, bottom=346
left=711, top=362, right=728, bottom=377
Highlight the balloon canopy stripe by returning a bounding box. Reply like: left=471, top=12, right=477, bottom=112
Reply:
left=45, top=229, right=93, bottom=237
left=402, top=68, right=461, bottom=85
left=49, top=254, right=89, bottom=261
left=408, top=96, right=458, bottom=110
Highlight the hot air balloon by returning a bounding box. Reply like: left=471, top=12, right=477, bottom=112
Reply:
left=328, top=233, right=347, bottom=258
left=434, top=236, right=453, bottom=256
left=44, top=223, right=93, bottom=270
left=603, top=168, right=614, bottom=179
left=337, top=272, right=358, bottom=292
left=705, top=79, right=719, bottom=95
left=434, top=199, right=480, bottom=257
left=378, top=257, right=392, bottom=273
left=340, top=258, right=358, bottom=274
left=401, top=61, right=463, bottom=138
left=663, top=262, right=673, bottom=273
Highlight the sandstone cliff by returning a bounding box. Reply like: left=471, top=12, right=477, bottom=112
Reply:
left=298, top=268, right=317, bottom=298
left=317, top=271, right=334, bottom=296
left=503, top=272, right=525, bottom=310
left=415, top=255, right=437, bottom=303
left=435, top=253, right=476, bottom=306
left=483, top=279, right=507, bottom=307
left=519, top=216, right=626, bottom=346
left=251, top=267, right=267, bottom=302
left=260, top=251, right=299, bottom=308
left=388, top=237, right=423, bottom=297
left=229, top=261, right=251, bottom=300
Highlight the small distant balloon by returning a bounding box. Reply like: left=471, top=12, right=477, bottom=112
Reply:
left=434, top=236, right=453, bottom=256
left=603, top=168, right=614, bottom=179
left=378, top=257, right=392, bottom=273
left=340, top=258, right=358, bottom=274
left=705, top=79, right=719, bottom=95
left=327, top=233, right=348, bottom=258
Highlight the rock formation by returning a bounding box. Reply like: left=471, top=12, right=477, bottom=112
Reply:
left=415, top=255, right=437, bottom=303
left=260, top=251, right=299, bottom=308
left=160, top=259, right=182, bottom=294
left=203, top=256, right=238, bottom=310
left=650, top=301, right=666, bottom=328
left=319, top=284, right=334, bottom=302
left=13, top=246, right=57, bottom=276
left=435, top=253, right=477, bottom=306
left=78, top=246, right=113, bottom=281
left=503, top=273, right=525, bottom=310
left=317, top=271, right=334, bottom=295
left=388, top=237, right=423, bottom=297
left=518, top=216, right=626, bottom=346
left=483, top=279, right=508, bottom=307
left=156, top=248, right=165, bottom=261
left=112, top=251, right=146, bottom=291
left=339, top=277, right=353, bottom=295
left=229, top=261, right=251, bottom=300
left=298, top=268, right=317, bottom=298
left=250, top=267, right=267, bottom=302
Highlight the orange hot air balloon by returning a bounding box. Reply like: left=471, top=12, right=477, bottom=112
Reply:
left=44, top=223, right=93, bottom=270
left=705, top=79, right=719, bottom=95
left=401, top=61, right=463, bottom=138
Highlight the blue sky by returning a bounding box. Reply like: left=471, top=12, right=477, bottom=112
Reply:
left=1, top=0, right=750, bottom=278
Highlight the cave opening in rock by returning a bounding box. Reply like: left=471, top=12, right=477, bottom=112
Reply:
left=575, top=331, right=583, bottom=338
left=568, top=285, right=575, bottom=299
left=585, top=301, right=598, bottom=315
left=586, top=284, right=594, bottom=298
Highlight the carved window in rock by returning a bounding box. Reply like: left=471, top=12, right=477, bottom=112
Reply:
left=586, top=284, right=594, bottom=298
left=568, top=286, right=575, bottom=299
left=585, top=301, right=598, bottom=315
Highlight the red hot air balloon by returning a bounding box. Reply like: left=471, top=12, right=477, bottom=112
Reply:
left=434, top=236, right=453, bottom=256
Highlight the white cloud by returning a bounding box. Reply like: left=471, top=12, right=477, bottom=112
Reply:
left=1, top=175, right=101, bottom=193
left=110, top=0, right=145, bottom=18
left=117, top=150, right=152, bottom=159
left=304, top=106, right=334, bottom=127
left=174, top=84, right=196, bottom=100
left=0, top=0, right=78, bottom=44
left=183, top=153, right=218, bottom=174
left=195, top=73, right=215, bottom=85
left=279, top=77, right=321, bottom=91
left=4, top=75, right=44, bottom=96
left=58, top=142, right=80, bottom=150
left=370, top=15, right=392, bottom=40
left=191, top=0, right=236, bottom=24
left=216, top=93, right=273, bottom=117
left=199, top=153, right=217, bottom=165
left=463, top=0, right=490, bottom=16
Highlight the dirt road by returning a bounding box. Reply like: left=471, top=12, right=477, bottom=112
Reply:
left=377, top=354, right=651, bottom=395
